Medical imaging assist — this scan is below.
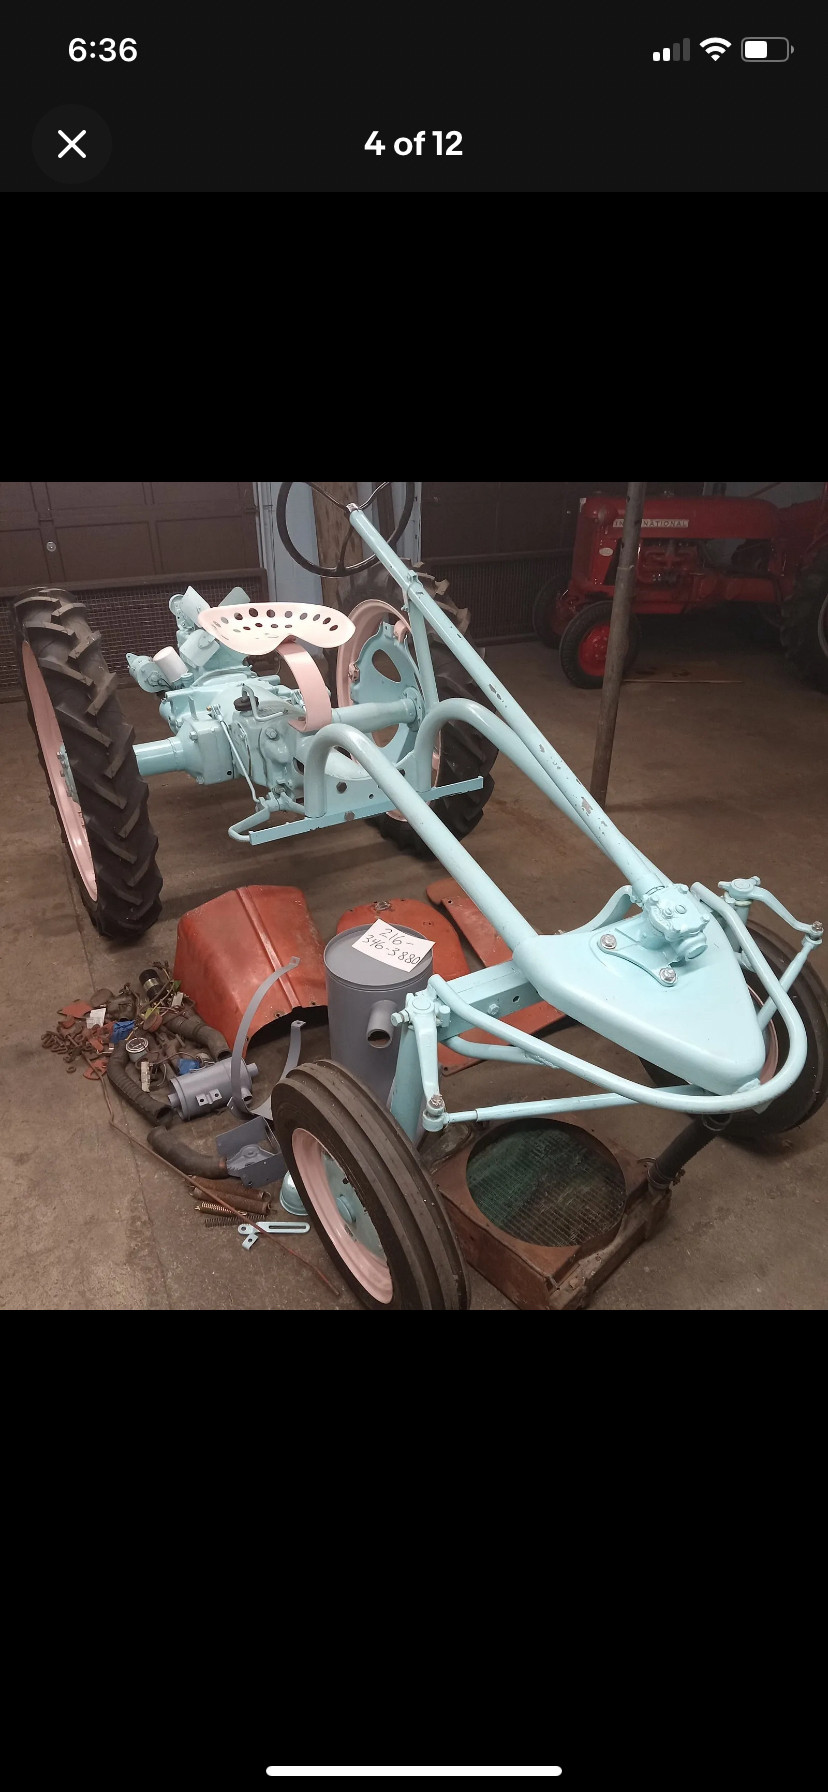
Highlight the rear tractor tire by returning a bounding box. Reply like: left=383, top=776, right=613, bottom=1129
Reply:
left=14, top=588, right=163, bottom=940
left=374, top=639, right=498, bottom=855
left=532, top=578, right=569, bottom=649
left=336, top=573, right=498, bottom=859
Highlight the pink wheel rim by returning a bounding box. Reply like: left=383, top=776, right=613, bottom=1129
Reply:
left=335, top=600, right=440, bottom=820
left=292, top=1127, right=394, bottom=1304
left=750, top=988, right=779, bottom=1084
left=335, top=600, right=412, bottom=708
left=22, top=643, right=97, bottom=900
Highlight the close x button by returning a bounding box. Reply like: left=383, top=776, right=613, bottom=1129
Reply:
left=32, top=105, right=112, bottom=183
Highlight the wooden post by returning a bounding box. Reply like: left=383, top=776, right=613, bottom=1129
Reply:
left=310, top=481, right=362, bottom=608
left=590, top=479, right=647, bottom=808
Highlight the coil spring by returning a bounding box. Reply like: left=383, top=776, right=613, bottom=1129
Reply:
left=203, top=1213, right=240, bottom=1228
left=197, top=1201, right=236, bottom=1215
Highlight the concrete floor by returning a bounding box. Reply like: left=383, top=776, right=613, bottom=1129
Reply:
left=2, top=611, right=827, bottom=1310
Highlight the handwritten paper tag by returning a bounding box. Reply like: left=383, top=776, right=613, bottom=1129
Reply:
left=351, top=920, right=431, bottom=972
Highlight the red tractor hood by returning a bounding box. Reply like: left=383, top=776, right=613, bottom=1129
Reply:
left=580, top=494, right=784, bottom=539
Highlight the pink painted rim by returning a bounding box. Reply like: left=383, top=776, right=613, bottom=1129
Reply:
left=292, top=1127, right=394, bottom=1304
left=335, top=601, right=440, bottom=822
left=22, top=642, right=97, bottom=900
left=751, top=987, right=779, bottom=1084
left=335, top=600, right=412, bottom=708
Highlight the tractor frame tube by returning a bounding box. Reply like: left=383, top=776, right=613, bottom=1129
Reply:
left=346, top=504, right=665, bottom=901
left=303, top=721, right=535, bottom=951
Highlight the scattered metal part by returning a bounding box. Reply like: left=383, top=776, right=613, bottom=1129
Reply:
left=249, top=1220, right=310, bottom=1235
left=238, top=1220, right=311, bottom=1249
left=216, top=1114, right=285, bottom=1187
left=126, top=1032, right=150, bottom=1062
left=138, top=968, right=168, bottom=1003
left=204, top=1213, right=239, bottom=1227
left=196, top=1192, right=270, bottom=1216
left=279, top=1172, right=307, bottom=1216
left=168, top=1055, right=258, bottom=1120
left=95, top=1070, right=342, bottom=1295
left=43, top=1012, right=114, bottom=1075
left=59, top=1000, right=91, bottom=1021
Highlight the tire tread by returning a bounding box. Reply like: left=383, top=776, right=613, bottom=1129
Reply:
left=272, top=1060, right=470, bottom=1311
left=14, top=588, right=163, bottom=939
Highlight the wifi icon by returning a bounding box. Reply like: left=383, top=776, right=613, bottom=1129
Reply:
left=700, top=36, right=731, bottom=59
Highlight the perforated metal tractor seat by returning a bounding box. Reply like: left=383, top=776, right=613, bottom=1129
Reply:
left=197, top=601, right=355, bottom=657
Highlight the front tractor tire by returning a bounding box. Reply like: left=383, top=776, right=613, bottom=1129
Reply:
left=15, top=588, right=163, bottom=940
left=271, top=1061, right=471, bottom=1311
left=639, top=925, right=828, bottom=1141
left=559, top=599, right=641, bottom=689
left=781, top=550, right=828, bottom=693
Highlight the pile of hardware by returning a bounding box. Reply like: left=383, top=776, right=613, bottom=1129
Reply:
left=41, top=964, right=214, bottom=1090
left=39, top=960, right=319, bottom=1262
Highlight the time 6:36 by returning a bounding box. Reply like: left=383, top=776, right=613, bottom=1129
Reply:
left=69, top=38, right=137, bottom=60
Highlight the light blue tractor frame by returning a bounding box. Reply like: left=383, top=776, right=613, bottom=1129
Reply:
left=127, top=497, right=823, bottom=1143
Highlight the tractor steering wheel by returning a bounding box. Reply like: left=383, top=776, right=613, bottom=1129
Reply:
left=276, top=481, right=416, bottom=578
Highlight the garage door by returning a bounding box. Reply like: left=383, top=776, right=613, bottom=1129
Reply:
left=0, top=481, right=266, bottom=692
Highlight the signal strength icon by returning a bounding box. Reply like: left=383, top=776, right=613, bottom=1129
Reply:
left=700, top=36, right=731, bottom=59
left=653, top=38, right=691, bottom=60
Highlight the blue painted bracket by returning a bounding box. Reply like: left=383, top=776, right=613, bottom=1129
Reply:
left=227, top=773, right=482, bottom=845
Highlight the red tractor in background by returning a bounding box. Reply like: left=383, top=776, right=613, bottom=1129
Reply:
left=533, top=486, right=828, bottom=690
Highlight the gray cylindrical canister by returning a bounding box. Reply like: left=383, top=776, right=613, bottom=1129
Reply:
left=324, top=923, right=433, bottom=1106
left=167, top=1057, right=258, bottom=1119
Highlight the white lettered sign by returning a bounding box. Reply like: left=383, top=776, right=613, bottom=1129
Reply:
left=351, top=921, right=432, bottom=972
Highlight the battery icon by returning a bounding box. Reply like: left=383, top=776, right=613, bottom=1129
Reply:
left=741, top=37, right=792, bottom=60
